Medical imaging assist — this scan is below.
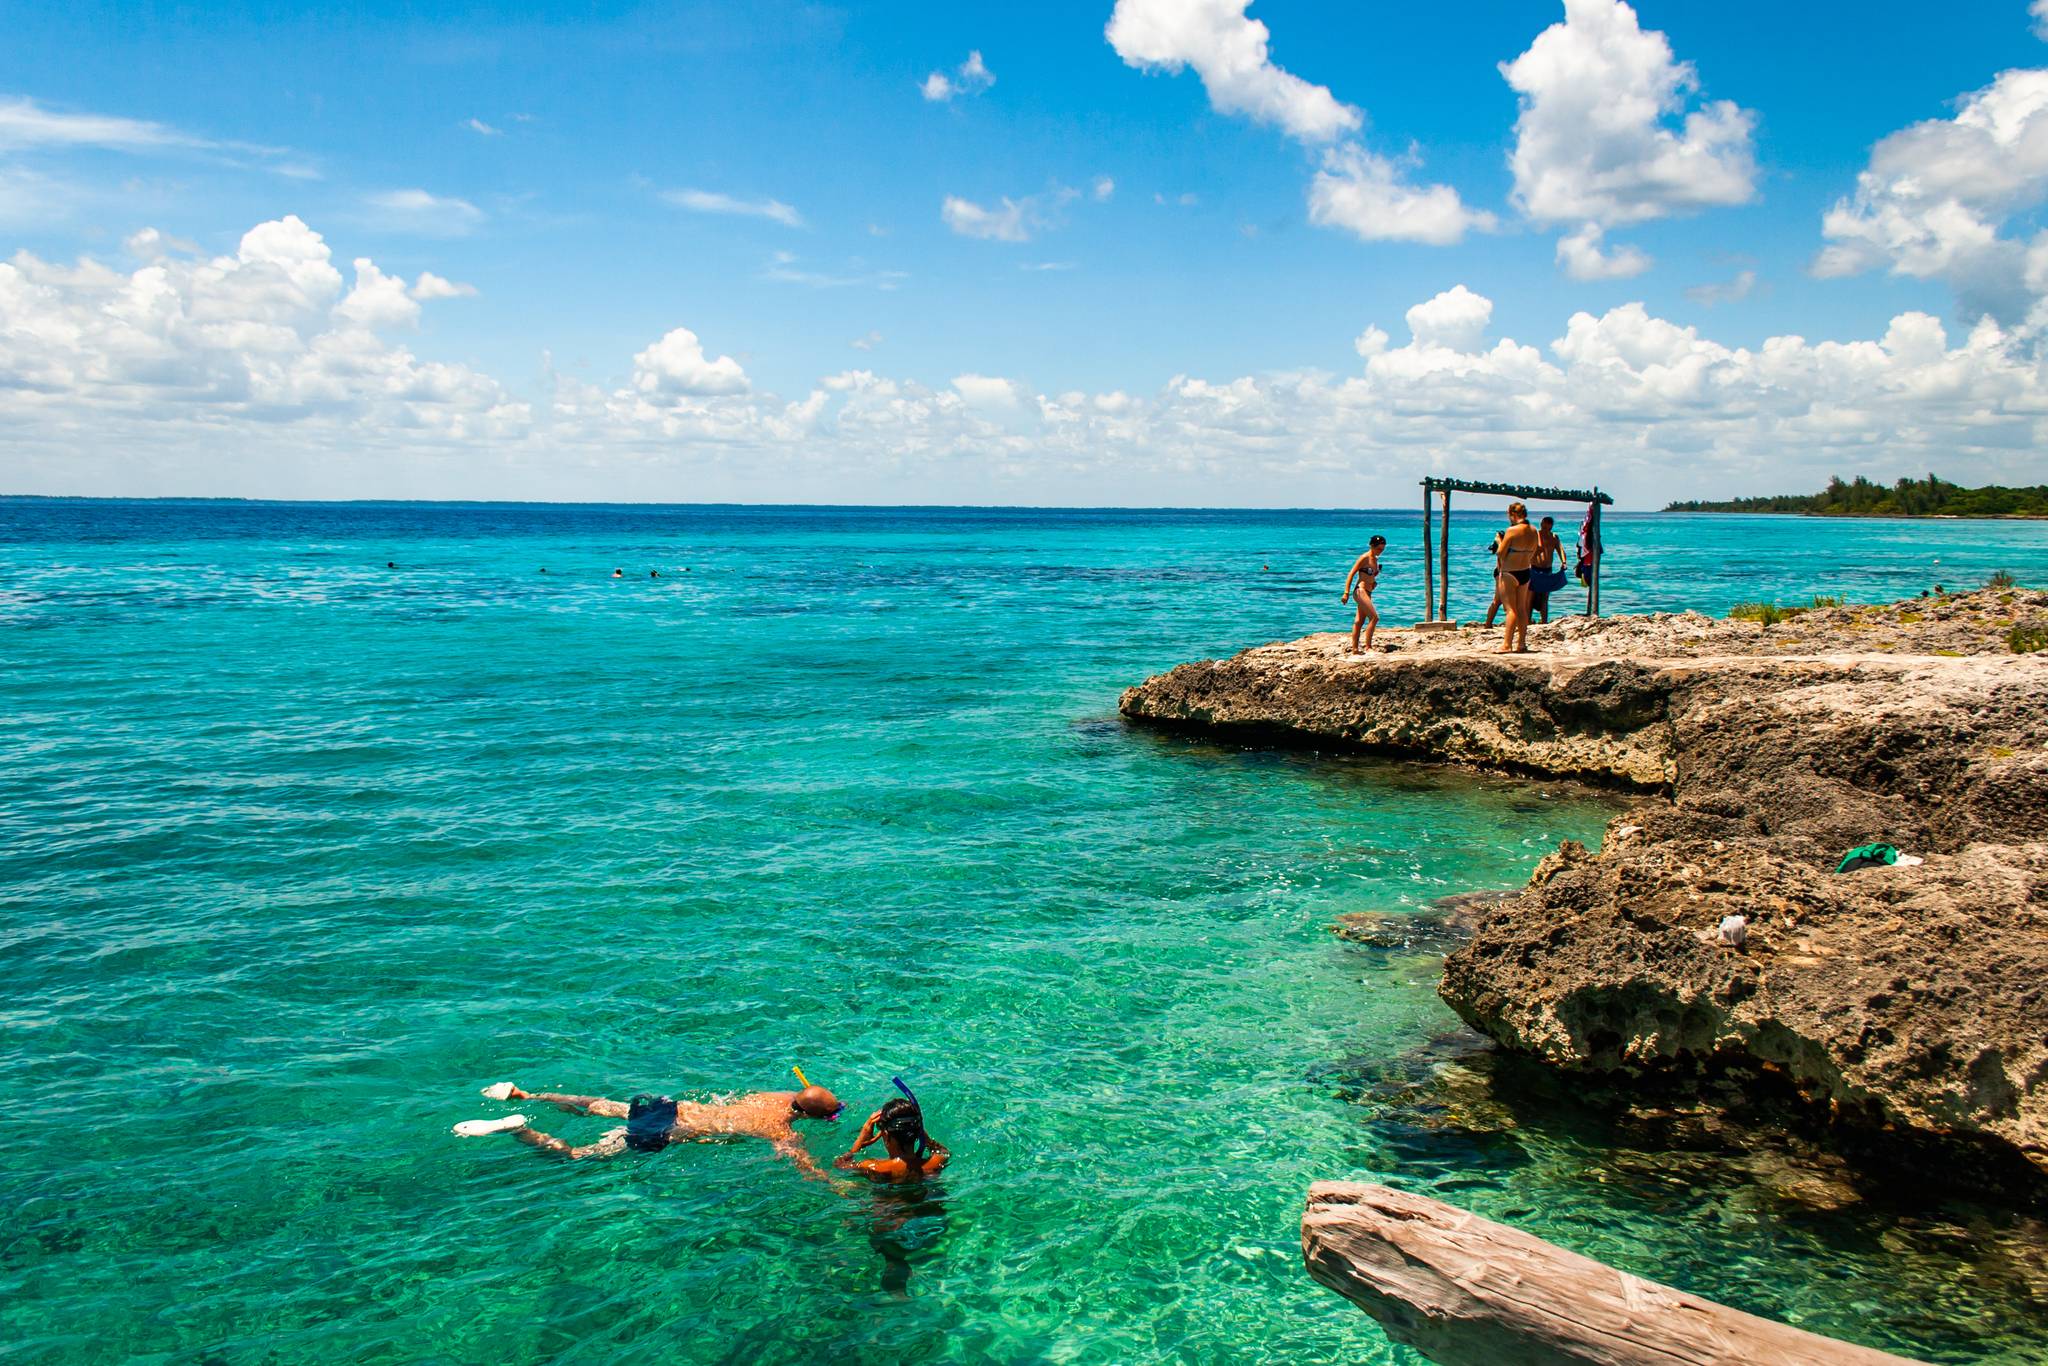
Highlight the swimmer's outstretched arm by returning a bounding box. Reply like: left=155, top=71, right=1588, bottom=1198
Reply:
left=773, top=1136, right=832, bottom=1182
left=516, top=1125, right=627, bottom=1160
left=504, top=1086, right=629, bottom=1119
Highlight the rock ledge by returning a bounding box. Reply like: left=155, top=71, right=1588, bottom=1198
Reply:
left=1121, top=591, right=2048, bottom=1192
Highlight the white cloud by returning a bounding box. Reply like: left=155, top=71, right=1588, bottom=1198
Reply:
left=942, top=194, right=1035, bottom=242
left=923, top=50, right=996, bottom=102
left=1556, top=222, right=1652, bottom=280
left=464, top=118, right=501, bottom=136
left=952, top=373, right=1021, bottom=406
left=0, top=96, right=196, bottom=153
left=13, top=217, right=2048, bottom=505
left=1686, top=268, right=1756, bottom=306
left=1309, top=145, right=1498, bottom=245
left=1402, top=285, right=1493, bottom=352
left=663, top=188, right=803, bottom=229
left=632, top=326, right=748, bottom=399
left=410, top=271, right=476, bottom=300
left=1021, top=260, right=1076, bottom=271
left=1093, top=175, right=1116, bottom=201
left=760, top=250, right=905, bottom=289
left=364, top=188, right=485, bottom=237
left=1105, top=0, right=1360, bottom=143
left=1502, top=0, right=1757, bottom=229
left=0, top=215, right=520, bottom=438
left=2034, top=0, right=2048, bottom=40
left=1813, top=67, right=2048, bottom=324
left=851, top=330, right=882, bottom=350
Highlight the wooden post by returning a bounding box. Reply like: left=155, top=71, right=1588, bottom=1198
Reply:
left=1303, top=1183, right=1923, bottom=1366
left=1421, top=484, right=1435, bottom=621
left=1438, top=489, right=1451, bottom=621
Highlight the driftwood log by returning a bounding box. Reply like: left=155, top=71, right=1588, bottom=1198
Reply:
left=1301, top=1182, right=1923, bottom=1366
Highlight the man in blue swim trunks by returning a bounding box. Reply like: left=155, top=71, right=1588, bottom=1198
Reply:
left=458, top=1080, right=845, bottom=1177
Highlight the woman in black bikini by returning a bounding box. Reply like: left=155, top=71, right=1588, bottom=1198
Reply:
left=1341, top=534, right=1387, bottom=654
left=1494, top=503, right=1541, bottom=653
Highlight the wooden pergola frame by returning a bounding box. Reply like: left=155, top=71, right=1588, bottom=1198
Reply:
left=1420, top=477, right=1614, bottom=621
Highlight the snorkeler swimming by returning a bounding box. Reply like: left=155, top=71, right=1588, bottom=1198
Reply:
left=834, top=1095, right=949, bottom=1184
left=455, top=1080, right=844, bottom=1177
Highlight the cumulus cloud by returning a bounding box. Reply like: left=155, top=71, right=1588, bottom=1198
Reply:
left=1814, top=67, right=2048, bottom=325
left=1309, top=145, right=1498, bottom=246
left=0, top=215, right=520, bottom=438
left=663, top=188, right=803, bottom=229
left=1556, top=222, right=1653, bottom=280
left=2035, top=0, right=2048, bottom=40
left=952, top=373, right=1021, bottom=406
left=1108, top=1, right=1488, bottom=251
left=1105, top=0, right=1359, bottom=143
left=11, top=217, right=2048, bottom=504
left=1093, top=175, right=1116, bottom=201
left=631, top=326, right=748, bottom=398
left=1502, top=0, right=1755, bottom=276
left=1401, top=285, right=1493, bottom=352
left=922, top=50, right=995, bottom=102
left=364, top=189, right=485, bottom=237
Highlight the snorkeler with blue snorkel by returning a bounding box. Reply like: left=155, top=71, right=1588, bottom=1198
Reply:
left=835, top=1076, right=950, bottom=1184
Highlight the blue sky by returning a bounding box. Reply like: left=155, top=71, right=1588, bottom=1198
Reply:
left=3, top=1, right=2046, bottom=505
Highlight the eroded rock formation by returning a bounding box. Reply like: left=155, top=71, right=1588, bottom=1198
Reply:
left=1122, top=591, right=2048, bottom=1190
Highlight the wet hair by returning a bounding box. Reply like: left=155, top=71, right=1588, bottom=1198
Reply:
left=1368, top=535, right=1386, bottom=549
left=878, top=1097, right=933, bottom=1161
left=1540, top=516, right=1555, bottom=529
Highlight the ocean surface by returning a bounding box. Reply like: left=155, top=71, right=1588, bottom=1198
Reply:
left=4, top=500, right=2045, bottom=1366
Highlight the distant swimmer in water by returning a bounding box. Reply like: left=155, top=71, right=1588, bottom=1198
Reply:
left=651, top=569, right=660, bottom=578
left=1340, top=534, right=1387, bottom=654
left=387, top=561, right=396, bottom=569
left=835, top=1097, right=949, bottom=1184
left=456, top=1081, right=845, bottom=1177
left=611, top=568, right=624, bottom=578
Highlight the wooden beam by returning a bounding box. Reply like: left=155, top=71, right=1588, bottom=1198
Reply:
left=1302, top=1183, right=1923, bottom=1366
left=1422, top=477, right=1614, bottom=505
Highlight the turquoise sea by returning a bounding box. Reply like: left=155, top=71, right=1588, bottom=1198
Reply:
left=4, top=499, right=2046, bottom=1366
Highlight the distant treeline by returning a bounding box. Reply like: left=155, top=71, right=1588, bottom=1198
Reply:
left=1667, top=474, right=2048, bottom=518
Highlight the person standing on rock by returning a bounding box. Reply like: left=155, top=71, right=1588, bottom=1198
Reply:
left=1494, top=503, right=1541, bottom=654
left=1530, top=516, right=1564, bottom=624
left=1341, top=534, right=1387, bottom=653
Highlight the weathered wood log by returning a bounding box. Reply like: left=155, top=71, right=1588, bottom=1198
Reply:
left=1302, top=1182, right=1924, bottom=1366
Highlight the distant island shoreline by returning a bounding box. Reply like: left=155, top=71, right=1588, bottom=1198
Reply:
left=1670, top=474, right=2048, bottom=519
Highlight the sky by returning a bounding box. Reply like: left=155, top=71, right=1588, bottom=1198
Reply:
left=2, top=0, right=2047, bottom=507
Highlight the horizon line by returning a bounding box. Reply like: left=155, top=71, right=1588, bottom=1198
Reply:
left=0, top=492, right=1686, bottom=514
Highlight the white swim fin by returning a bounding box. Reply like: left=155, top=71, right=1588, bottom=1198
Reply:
left=479, top=1082, right=516, bottom=1101
left=454, top=1115, right=527, bottom=1137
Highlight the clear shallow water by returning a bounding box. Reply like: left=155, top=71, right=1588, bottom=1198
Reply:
left=3, top=500, right=2046, bottom=1366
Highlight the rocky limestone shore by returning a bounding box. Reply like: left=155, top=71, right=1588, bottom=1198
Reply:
left=1120, top=590, right=2048, bottom=1193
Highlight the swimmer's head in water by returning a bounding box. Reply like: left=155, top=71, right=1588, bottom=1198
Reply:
left=792, top=1085, right=843, bottom=1120
left=878, top=1097, right=933, bottom=1159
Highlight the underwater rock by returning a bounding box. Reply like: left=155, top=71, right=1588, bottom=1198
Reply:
left=1124, top=590, right=2048, bottom=1192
